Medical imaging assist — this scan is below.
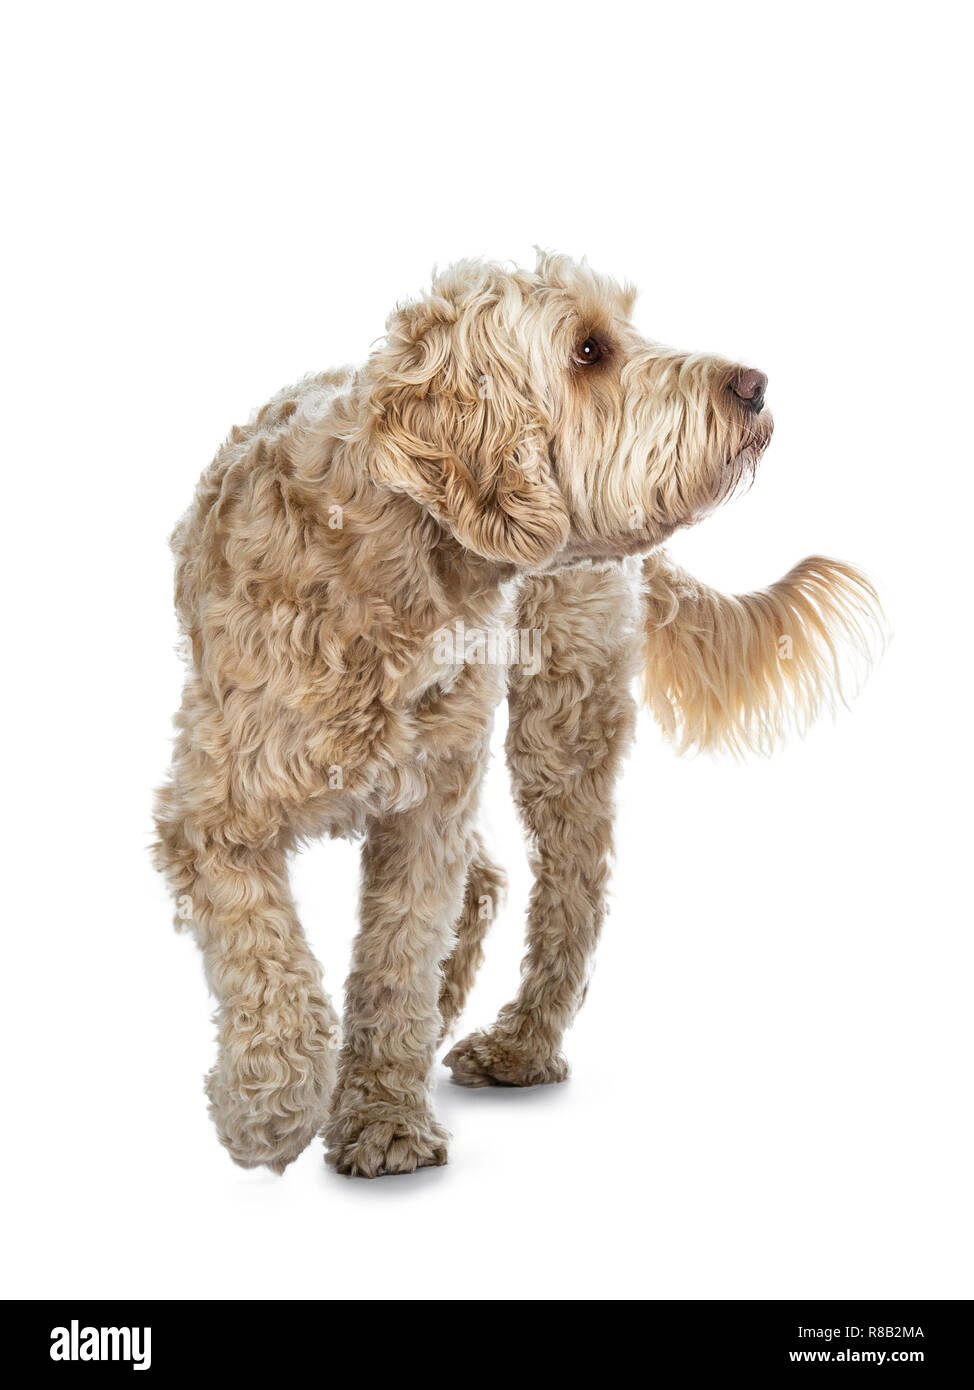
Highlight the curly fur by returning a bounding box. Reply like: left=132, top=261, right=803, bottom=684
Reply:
left=154, top=251, right=882, bottom=1177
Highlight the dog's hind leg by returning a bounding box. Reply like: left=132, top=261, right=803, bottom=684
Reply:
left=154, top=813, right=339, bottom=1172
left=445, top=562, right=639, bottom=1087
left=437, top=833, right=506, bottom=1041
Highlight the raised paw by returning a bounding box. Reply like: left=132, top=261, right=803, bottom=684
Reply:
left=324, top=1104, right=449, bottom=1178
left=206, top=1014, right=338, bottom=1173
left=443, top=1028, right=569, bottom=1088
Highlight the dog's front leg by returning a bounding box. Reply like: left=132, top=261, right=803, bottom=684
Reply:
left=446, top=563, right=640, bottom=1087
left=157, top=834, right=340, bottom=1173
left=325, top=749, right=485, bottom=1177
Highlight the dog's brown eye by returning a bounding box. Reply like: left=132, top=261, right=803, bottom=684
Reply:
left=576, top=336, right=603, bottom=365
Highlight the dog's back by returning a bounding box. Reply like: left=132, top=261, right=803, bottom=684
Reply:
left=170, top=367, right=354, bottom=648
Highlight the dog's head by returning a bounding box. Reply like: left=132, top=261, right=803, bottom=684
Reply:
left=360, top=252, right=773, bottom=567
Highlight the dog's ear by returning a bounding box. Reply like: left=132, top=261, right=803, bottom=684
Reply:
left=360, top=290, right=570, bottom=567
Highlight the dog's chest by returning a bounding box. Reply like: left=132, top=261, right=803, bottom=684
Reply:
left=397, top=584, right=519, bottom=709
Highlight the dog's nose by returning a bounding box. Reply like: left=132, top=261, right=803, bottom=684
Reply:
left=732, top=368, right=768, bottom=413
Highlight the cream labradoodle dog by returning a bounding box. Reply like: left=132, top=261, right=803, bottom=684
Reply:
left=154, top=252, right=882, bottom=1177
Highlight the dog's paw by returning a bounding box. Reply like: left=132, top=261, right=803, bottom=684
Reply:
left=206, top=1025, right=338, bottom=1173
left=443, top=1029, right=570, bottom=1088
left=324, top=1104, right=449, bottom=1178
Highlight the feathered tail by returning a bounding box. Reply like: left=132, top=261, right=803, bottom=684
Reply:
left=640, top=551, right=886, bottom=756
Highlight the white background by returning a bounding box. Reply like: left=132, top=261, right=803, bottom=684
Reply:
left=3, top=1, right=971, bottom=1300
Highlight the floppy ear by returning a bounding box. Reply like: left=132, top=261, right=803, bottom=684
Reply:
left=362, top=300, right=570, bottom=567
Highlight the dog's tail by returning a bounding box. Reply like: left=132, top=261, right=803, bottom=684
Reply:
left=640, top=550, right=886, bottom=756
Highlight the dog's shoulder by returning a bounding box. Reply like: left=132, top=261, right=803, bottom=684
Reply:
left=169, top=368, right=356, bottom=623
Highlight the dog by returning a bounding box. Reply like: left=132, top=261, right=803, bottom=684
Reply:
left=154, top=252, right=882, bottom=1177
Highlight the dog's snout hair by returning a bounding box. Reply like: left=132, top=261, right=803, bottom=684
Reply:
left=532, top=271, right=776, bottom=559
left=154, top=249, right=883, bottom=1178
left=577, top=346, right=773, bottom=543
